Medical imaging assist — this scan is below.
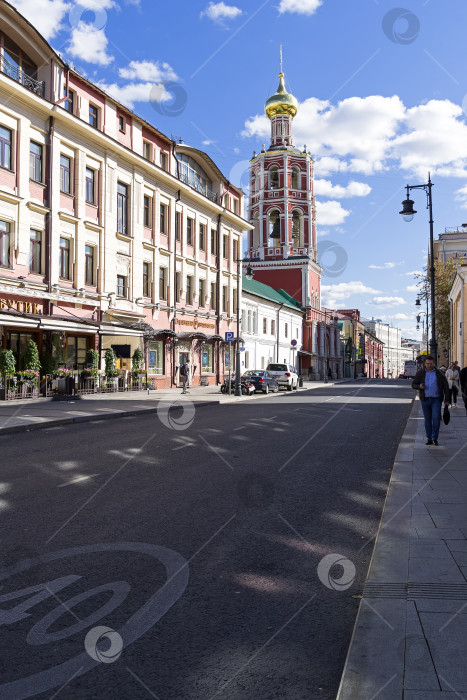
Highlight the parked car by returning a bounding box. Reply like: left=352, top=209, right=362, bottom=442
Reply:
left=242, top=370, right=279, bottom=394
left=266, top=363, right=299, bottom=391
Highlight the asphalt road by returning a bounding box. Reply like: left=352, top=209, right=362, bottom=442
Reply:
left=0, top=379, right=413, bottom=700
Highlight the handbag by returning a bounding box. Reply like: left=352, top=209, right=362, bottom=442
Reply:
left=443, top=405, right=450, bottom=425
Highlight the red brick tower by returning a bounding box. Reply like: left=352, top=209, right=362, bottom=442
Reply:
left=245, top=66, right=342, bottom=378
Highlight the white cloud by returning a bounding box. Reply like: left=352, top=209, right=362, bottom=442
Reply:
left=371, top=296, right=406, bottom=307
left=314, top=179, right=371, bottom=199
left=455, top=185, right=467, bottom=209
left=243, top=94, right=467, bottom=180
left=9, top=0, right=70, bottom=40
left=369, top=262, right=400, bottom=270
left=201, top=2, right=242, bottom=23
left=278, top=0, right=322, bottom=15
left=406, top=284, right=421, bottom=292
left=67, top=22, right=113, bottom=65
left=96, top=80, right=174, bottom=109
left=390, top=313, right=413, bottom=320
left=321, top=281, right=380, bottom=307
left=405, top=270, right=423, bottom=276
left=315, top=200, right=350, bottom=226
left=119, top=60, right=178, bottom=82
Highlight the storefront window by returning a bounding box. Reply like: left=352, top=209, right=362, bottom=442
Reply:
left=67, top=336, right=88, bottom=369
left=202, top=344, right=213, bottom=373
left=148, top=340, right=164, bottom=374
left=8, top=332, right=35, bottom=370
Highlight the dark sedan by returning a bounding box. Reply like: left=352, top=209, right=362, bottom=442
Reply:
left=242, top=370, right=279, bottom=394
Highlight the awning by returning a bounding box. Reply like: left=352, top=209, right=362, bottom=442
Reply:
left=99, top=324, right=144, bottom=337
left=177, top=332, right=208, bottom=340
left=298, top=350, right=315, bottom=357
left=210, top=335, right=223, bottom=341
left=154, top=328, right=177, bottom=337
left=0, top=312, right=41, bottom=329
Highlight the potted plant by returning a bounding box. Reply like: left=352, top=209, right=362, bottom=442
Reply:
left=131, top=348, right=145, bottom=386
left=104, top=348, right=119, bottom=389
left=0, top=349, right=16, bottom=400
left=20, top=339, right=41, bottom=395
left=56, top=367, right=74, bottom=396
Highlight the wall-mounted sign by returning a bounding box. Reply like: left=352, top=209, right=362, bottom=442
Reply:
left=0, top=298, right=41, bottom=314
left=175, top=318, right=215, bottom=330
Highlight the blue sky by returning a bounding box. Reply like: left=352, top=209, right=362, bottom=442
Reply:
left=12, top=0, right=467, bottom=339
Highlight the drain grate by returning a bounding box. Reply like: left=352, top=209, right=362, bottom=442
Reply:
left=363, top=582, right=467, bottom=600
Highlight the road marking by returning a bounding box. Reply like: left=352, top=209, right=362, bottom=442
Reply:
left=172, top=444, right=194, bottom=451
left=58, top=475, right=99, bottom=488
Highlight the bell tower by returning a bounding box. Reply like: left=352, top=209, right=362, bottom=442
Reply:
left=244, top=61, right=343, bottom=379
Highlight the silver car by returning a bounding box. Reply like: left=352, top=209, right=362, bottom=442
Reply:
left=266, top=363, right=299, bottom=391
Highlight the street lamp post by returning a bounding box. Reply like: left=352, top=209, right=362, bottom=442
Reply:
left=235, top=258, right=254, bottom=397
left=400, top=173, right=437, bottom=362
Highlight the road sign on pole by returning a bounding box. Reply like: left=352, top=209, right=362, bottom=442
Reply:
left=225, top=331, right=235, bottom=342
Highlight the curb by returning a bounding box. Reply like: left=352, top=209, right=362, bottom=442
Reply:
left=336, top=396, right=417, bottom=700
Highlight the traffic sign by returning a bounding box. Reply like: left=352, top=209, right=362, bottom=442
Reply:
left=290, top=339, right=298, bottom=347
left=225, top=331, right=235, bottom=342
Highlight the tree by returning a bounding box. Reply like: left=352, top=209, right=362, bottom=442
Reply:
left=104, top=348, right=117, bottom=377
left=0, top=349, right=16, bottom=387
left=23, top=339, right=41, bottom=372
left=416, top=259, right=456, bottom=358
left=85, top=348, right=99, bottom=369
left=132, top=348, right=143, bottom=372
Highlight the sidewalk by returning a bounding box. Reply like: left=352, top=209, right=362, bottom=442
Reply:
left=338, top=398, right=467, bottom=699
left=0, top=378, right=350, bottom=435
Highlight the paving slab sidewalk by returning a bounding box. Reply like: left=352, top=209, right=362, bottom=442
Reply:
left=337, top=398, right=467, bottom=699
left=0, top=378, right=352, bottom=435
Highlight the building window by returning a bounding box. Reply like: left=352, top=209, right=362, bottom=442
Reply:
left=148, top=340, right=164, bottom=374
left=233, top=288, right=237, bottom=315
left=160, top=203, right=168, bottom=234
left=210, top=282, right=216, bottom=311
left=59, top=237, right=70, bottom=279
left=117, top=182, right=129, bottom=235
left=291, top=167, right=300, bottom=189
left=85, top=167, right=95, bottom=204
left=85, top=245, right=95, bottom=286
left=222, top=285, right=228, bottom=313
left=211, top=229, right=217, bottom=255
left=202, top=344, right=213, bottom=373
left=64, top=89, right=74, bottom=114
left=198, top=278, right=205, bottom=307
left=118, top=115, right=125, bottom=132
left=186, top=276, right=193, bottom=305
left=199, top=223, right=206, bottom=251
left=175, top=271, right=181, bottom=302
left=187, top=218, right=193, bottom=246
left=89, top=104, right=99, bottom=128
left=233, top=238, right=239, bottom=262
left=117, top=275, right=126, bottom=297
left=223, top=234, right=228, bottom=259
left=224, top=194, right=229, bottom=210
left=271, top=319, right=275, bottom=335
left=0, top=221, right=11, bottom=268
left=143, top=262, right=150, bottom=297
left=175, top=212, right=181, bottom=241
left=269, top=166, right=279, bottom=189
left=143, top=141, right=152, bottom=160
left=0, top=126, right=12, bottom=170
left=160, top=151, right=168, bottom=171
left=60, top=155, right=71, bottom=194
left=263, top=317, right=267, bottom=334
left=232, top=198, right=238, bottom=215
left=284, top=322, right=288, bottom=338
left=29, top=141, right=42, bottom=182
left=144, top=196, right=152, bottom=228
left=159, top=267, right=167, bottom=301
left=30, top=229, right=42, bottom=273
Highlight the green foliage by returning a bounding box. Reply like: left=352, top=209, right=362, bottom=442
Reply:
left=132, top=348, right=144, bottom=372
left=40, top=351, right=57, bottom=376
left=104, top=347, right=117, bottom=377
left=0, top=349, right=16, bottom=385
left=23, top=339, right=41, bottom=372
left=85, top=348, right=99, bottom=369
left=52, top=333, right=66, bottom=365
left=416, top=260, right=457, bottom=356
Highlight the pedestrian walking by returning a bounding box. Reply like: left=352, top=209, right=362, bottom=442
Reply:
left=179, top=361, right=190, bottom=394
left=412, top=355, right=450, bottom=446
left=446, top=362, right=460, bottom=407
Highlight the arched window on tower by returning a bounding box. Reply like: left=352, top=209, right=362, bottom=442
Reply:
left=292, top=210, right=302, bottom=247
left=253, top=212, right=260, bottom=248
left=291, top=167, right=300, bottom=190
left=268, top=210, right=281, bottom=244
left=269, top=166, right=279, bottom=190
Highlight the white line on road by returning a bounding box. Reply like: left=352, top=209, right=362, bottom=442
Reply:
left=172, top=443, right=194, bottom=451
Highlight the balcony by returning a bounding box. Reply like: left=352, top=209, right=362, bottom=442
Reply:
left=179, top=172, right=218, bottom=203
left=0, top=54, right=45, bottom=97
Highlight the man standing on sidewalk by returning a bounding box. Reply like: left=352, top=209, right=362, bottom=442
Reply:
left=179, top=361, right=190, bottom=394
left=412, top=355, right=450, bottom=445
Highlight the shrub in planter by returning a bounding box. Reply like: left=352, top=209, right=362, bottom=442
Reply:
left=56, top=367, right=72, bottom=378
left=104, top=348, right=118, bottom=378
left=85, top=348, right=99, bottom=369
left=40, top=351, right=57, bottom=377
left=17, top=369, right=40, bottom=386
left=23, top=339, right=41, bottom=373
left=0, top=349, right=16, bottom=393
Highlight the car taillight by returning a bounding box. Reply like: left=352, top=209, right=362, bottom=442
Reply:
left=259, top=378, right=264, bottom=382
left=285, top=372, right=291, bottom=377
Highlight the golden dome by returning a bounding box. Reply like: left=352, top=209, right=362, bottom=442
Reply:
left=265, top=72, right=298, bottom=120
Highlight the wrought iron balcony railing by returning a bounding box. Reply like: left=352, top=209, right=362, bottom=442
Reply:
left=178, top=172, right=218, bottom=203
left=0, top=54, right=45, bottom=97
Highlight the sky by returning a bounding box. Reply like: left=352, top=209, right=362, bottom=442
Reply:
left=10, top=0, right=467, bottom=340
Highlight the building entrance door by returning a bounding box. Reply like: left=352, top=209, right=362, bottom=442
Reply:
left=177, top=351, right=190, bottom=387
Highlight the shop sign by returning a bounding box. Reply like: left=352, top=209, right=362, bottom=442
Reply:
left=0, top=298, right=41, bottom=314
left=175, top=318, right=215, bottom=330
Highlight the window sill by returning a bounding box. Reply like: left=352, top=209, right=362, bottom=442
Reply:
left=116, top=231, right=132, bottom=241
left=0, top=165, right=14, bottom=174
left=29, top=179, right=46, bottom=187
left=85, top=201, right=98, bottom=208
left=60, top=191, right=74, bottom=198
